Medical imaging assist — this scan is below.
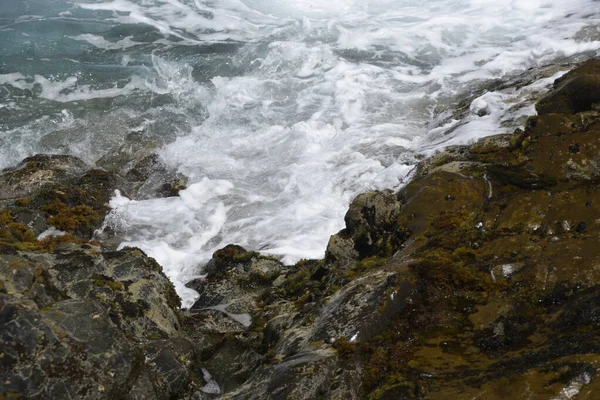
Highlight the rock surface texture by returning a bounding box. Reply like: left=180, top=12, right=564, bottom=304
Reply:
left=3, top=59, right=600, bottom=399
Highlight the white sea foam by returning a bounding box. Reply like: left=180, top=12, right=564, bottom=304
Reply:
left=552, top=372, right=592, bottom=400
left=2, top=0, right=600, bottom=306
left=0, top=72, right=146, bottom=103
left=37, top=227, right=67, bottom=241
left=76, top=0, right=289, bottom=43
left=420, top=70, right=570, bottom=153
left=71, top=34, right=142, bottom=50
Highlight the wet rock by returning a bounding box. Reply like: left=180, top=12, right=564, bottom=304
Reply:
left=203, top=339, right=263, bottom=393
left=96, top=132, right=187, bottom=199
left=537, top=59, right=600, bottom=115
left=0, top=154, right=124, bottom=242
left=326, top=190, right=405, bottom=263
left=0, top=245, right=207, bottom=400
left=324, top=234, right=358, bottom=267
left=352, top=59, right=600, bottom=399
left=0, top=154, right=89, bottom=199
left=188, top=245, right=283, bottom=319
left=310, top=270, right=416, bottom=344
left=224, top=350, right=346, bottom=400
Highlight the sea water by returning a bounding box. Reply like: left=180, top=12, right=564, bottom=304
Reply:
left=1, top=0, right=599, bottom=306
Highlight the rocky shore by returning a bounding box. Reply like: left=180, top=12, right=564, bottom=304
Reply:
left=2, top=58, right=600, bottom=399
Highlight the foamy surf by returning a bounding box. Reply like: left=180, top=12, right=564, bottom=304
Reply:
left=1, top=0, right=600, bottom=307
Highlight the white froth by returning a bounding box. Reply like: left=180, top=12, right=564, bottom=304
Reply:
left=420, top=70, right=570, bottom=153
left=0, top=73, right=146, bottom=104
left=37, top=227, right=67, bottom=241
left=71, top=34, right=142, bottom=50
left=3, top=0, right=600, bottom=307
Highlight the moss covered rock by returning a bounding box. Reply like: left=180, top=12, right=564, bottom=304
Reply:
left=0, top=154, right=88, bottom=200
left=0, top=154, right=124, bottom=242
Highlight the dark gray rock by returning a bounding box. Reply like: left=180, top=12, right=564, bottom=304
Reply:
left=326, top=190, right=404, bottom=264
left=0, top=246, right=205, bottom=400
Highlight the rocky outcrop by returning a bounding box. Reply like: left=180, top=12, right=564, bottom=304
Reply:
left=0, top=154, right=121, bottom=251
left=3, top=59, right=600, bottom=400
left=536, top=58, right=600, bottom=115
left=181, top=59, right=600, bottom=399
left=0, top=152, right=209, bottom=399
left=0, top=246, right=207, bottom=399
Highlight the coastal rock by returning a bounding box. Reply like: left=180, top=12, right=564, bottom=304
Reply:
left=191, top=59, right=600, bottom=399
left=326, top=190, right=405, bottom=266
left=182, top=246, right=287, bottom=394
left=351, top=59, right=600, bottom=399
left=0, top=154, right=88, bottom=199
left=536, top=59, right=600, bottom=115
left=0, top=246, right=208, bottom=400
left=4, top=59, right=600, bottom=400
left=0, top=155, right=123, bottom=248
left=223, top=350, right=343, bottom=400
left=0, top=154, right=209, bottom=399
left=188, top=245, right=283, bottom=324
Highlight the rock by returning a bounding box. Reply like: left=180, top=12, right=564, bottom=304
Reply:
left=324, top=234, right=358, bottom=268
left=203, top=339, right=263, bottom=393
left=96, top=132, right=187, bottom=199
left=48, top=246, right=182, bottom=338
left=0, top=246, right=206, bottom=400
left=188, top=245, right=283, bottom=321
left=537, top=59, right=600, bottom=115
left=0, top=299, right=137, bottom=399
left=326, top=190, right=405, bottom=264
left=223, top=350, right=348, bottom=400
left=0, top=154, right=89, bottom=199
left=310, top=269, right=416, bottom=344
left=0, top=154, right=125, bottom=242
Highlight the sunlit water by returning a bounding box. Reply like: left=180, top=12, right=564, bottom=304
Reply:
left=1, top=0, right=599, bottom=306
